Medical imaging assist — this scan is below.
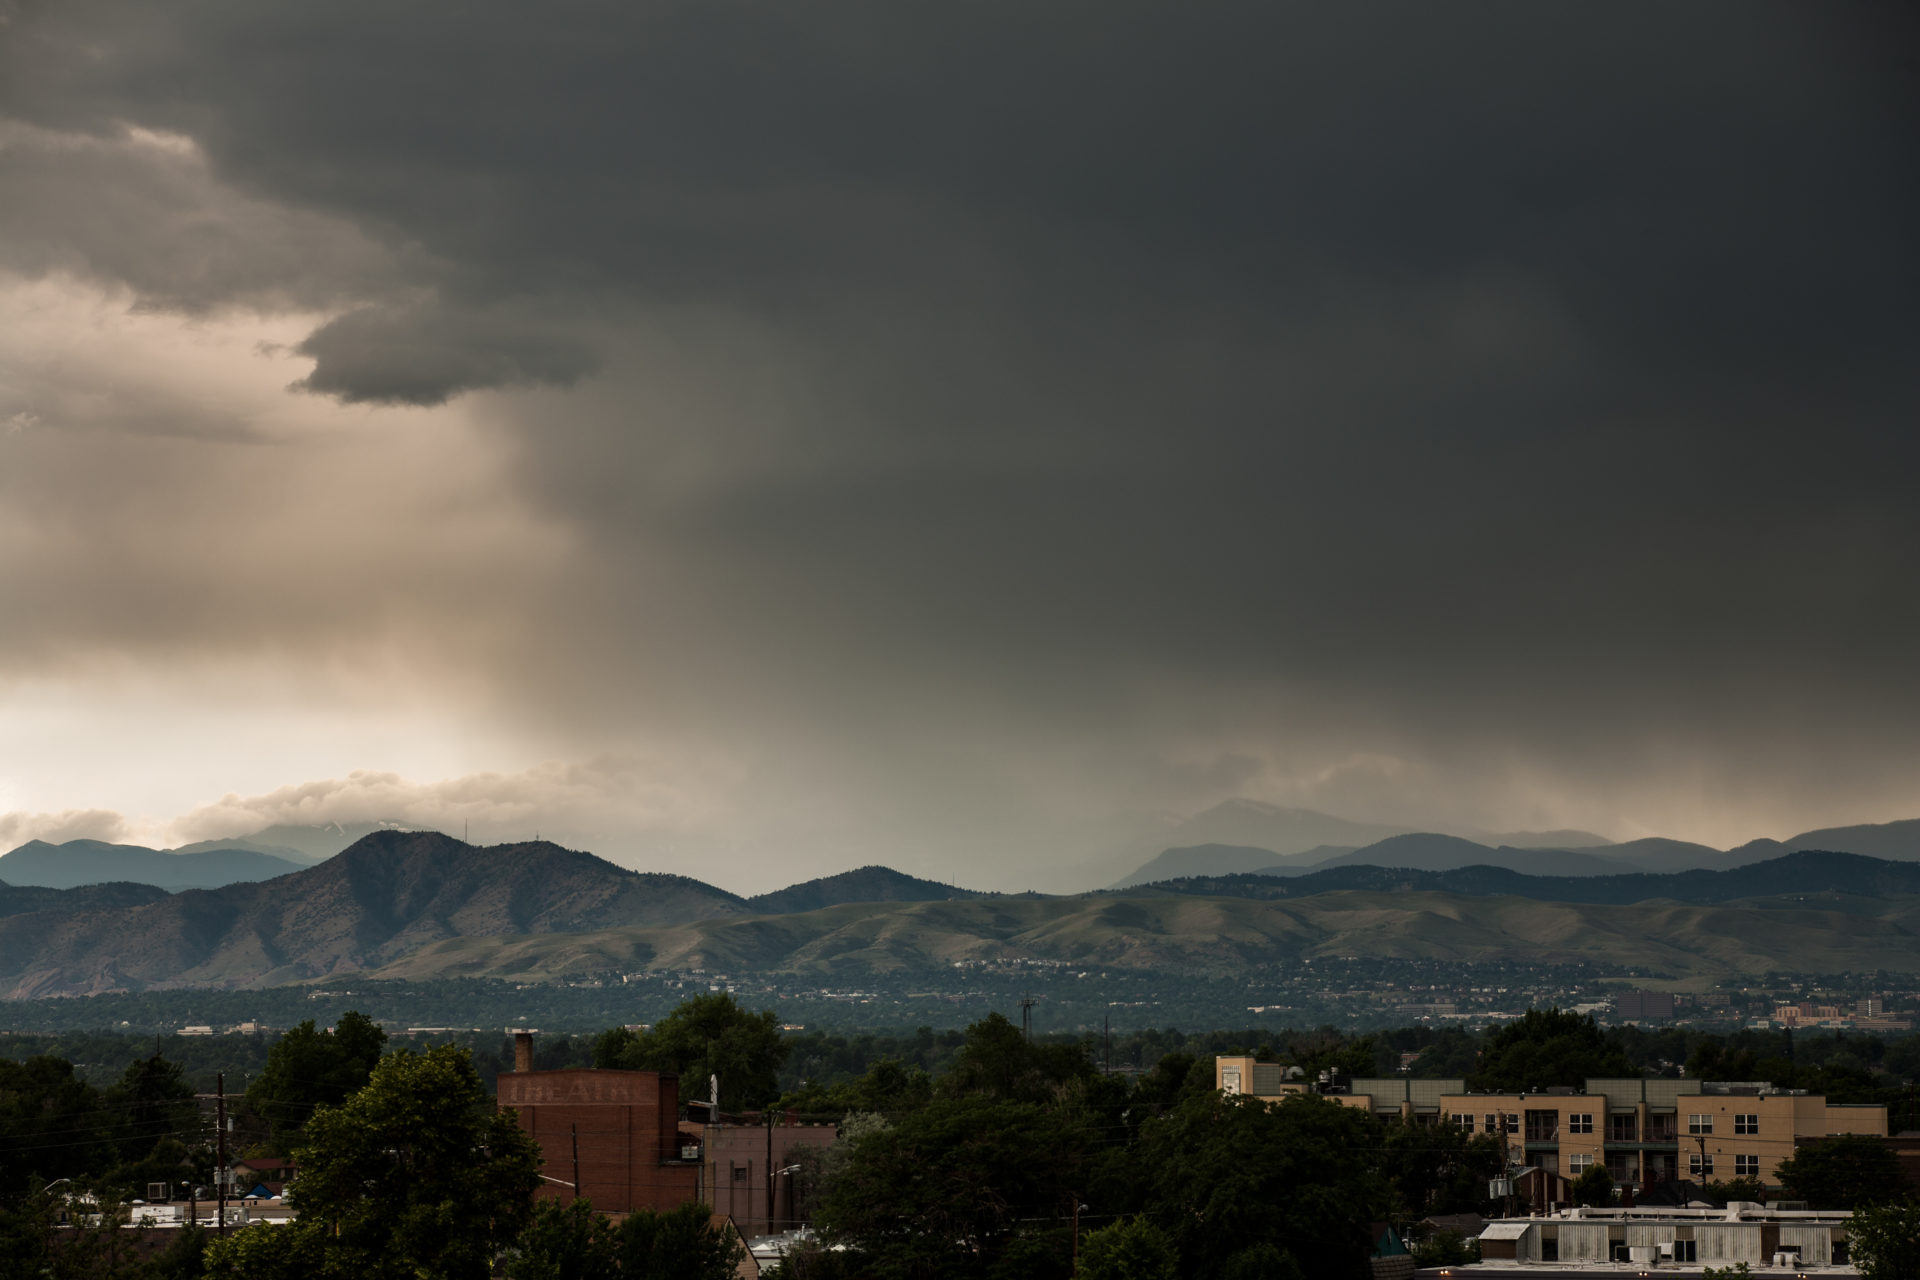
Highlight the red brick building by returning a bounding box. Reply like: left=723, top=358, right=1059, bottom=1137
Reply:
left=496, top=1033, right=701, bottom=1213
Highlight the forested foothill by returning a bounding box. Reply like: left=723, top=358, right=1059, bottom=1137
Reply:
left=5, top=1000, right=1920, bottom=1277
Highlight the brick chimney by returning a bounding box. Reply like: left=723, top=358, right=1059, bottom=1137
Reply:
left=514, top=1031, right=534, bottom=1073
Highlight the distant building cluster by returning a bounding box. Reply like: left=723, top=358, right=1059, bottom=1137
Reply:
left=1766, top=997, right=1913, bottom=1031
left=1215, top=1061, right=1887, bottom=1192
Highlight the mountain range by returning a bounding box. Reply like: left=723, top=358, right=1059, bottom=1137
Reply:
left=0, top=820, right=404, bottom=892
left=1111, top=816, right=1920, bottom=885
left=0, top=840, right=312, bottom=891
left=14, top=805, right=1916, bottom=900
left=0, top=834, right=985, bottom=997
left=1132, top=850, right=1920, bottom=910
left=10, top=829, right=1920, bottom=997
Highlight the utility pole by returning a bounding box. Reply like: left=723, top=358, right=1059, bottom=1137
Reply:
left=1102, top=1016, right=1111, bottom=1075
left=1020, top=994, right=1035, bottom=1042
left=1071, top=1196, right=1081, bottom=1276
left=216, top=1073, right=227, bottom=1237
left=764, top=1108, right=775, bottom=1232
left=571, top=1124, right=580, bottom=1202
left=1500, top=1111, right=1516, bottom=1220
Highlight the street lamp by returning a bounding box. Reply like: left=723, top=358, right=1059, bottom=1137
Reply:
left=774, top=1165, right=804, bottom=1233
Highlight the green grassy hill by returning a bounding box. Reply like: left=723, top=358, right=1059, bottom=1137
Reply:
left=363, top=886, right=1920, bottom=984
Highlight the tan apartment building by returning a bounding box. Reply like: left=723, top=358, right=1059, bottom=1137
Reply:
left=1214, top=1060, right=1886, bottom=1189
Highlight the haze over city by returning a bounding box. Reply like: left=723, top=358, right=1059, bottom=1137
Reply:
left=2, top=4, right=1915, bottom=894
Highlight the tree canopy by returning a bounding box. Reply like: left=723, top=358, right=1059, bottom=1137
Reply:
left=243, top=1011, right=387, bottom=1147
left=1471, top=1008, right=1633, bottom=1091
left=1848, top=1201, right=1920, bottom=1280
left=207, top=1044, right=541, bottom=1280
left=815, top=1094, right=1092, bottom=1279
left=1773, top=1133, right=1903, bottom=1210
left=593, top=991, right=788, bottom=1110
left=1078, top=1216, right=1177, bottom=1280
left=1128, top=1091, right=1390, bottom=1280
left=506, top=1198, right=745, bottom=1280
left=940, top=1011, right=1094, bottom=1103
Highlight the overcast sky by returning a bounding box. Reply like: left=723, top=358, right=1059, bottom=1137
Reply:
left=1, top=3, right=1914, bottom=891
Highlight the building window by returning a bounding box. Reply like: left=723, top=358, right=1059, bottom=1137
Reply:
left=1689, top=1153, right=1714, bottom=1177
left=1734, top=1154, right=1759, bottom=1178
left=1608, top=1114, right=1638, bottom=1142
left=1504, top=1114, right=1519, bottom=1135
left=1453, top=1113, right=1475, bottom=1131
left=1485, top=1113, right=1497, bottom=1133
left=1734, top=1114, right=1758, bottom=1135
left=1569, top=1152, right=1594, bottom=1174
left=1688, top=1114, right=1714, bottom=1135
left=1568, top=1113, right=1594, bottom=1134
left=1220, top=1067, right=1241, bottom=1095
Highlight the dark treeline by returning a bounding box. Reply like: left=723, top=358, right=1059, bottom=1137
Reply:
left=13, top=1015, right=1920, bottom=1116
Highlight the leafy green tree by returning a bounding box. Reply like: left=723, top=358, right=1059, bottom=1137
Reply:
left=1686, top=1041, right=1760, bottom=1083
left=0, top=1057, right=112, bottom=1202
left=0, top=1190, right=167, bottom=1280
left=1701, top=1176, right=1766, bottom=1207
left=1289, top=1030, right=1379, bottom=1082
left=1130, top=1092, right=1388, bottom=1280
left=206, top=1044, right=541, bottom=1280
left=147, top=1222, right=212, bottom=1280
left=815, top=1095, right=1092, bottom=1278
left=763, top=1239, right=859, bottom=1280
left=1571, top=1163, right=1614, bottom=1207
left=0, top=1194, right=55, bottom=1280
left=1377, top=1119, right=1506, bottom=1216
left=615, top=1201, right=748, bottom=1280
left=779, top=1056, right=933, bottom=1115
left=1410, top=1230, right=1477, bottom=1267
left=1471, top=1009, right=1633, bottom=1092
left=105, top=1054, right=199, bottom=1164
left=594, top=993, right=788, bottom=1110
left=243, top=1011, right=388, bottom=1147
left=1125, top=1051, right=1214, bottom=1124
left=1849, top=1200, right=1920, bottom=1280
left=1079, top=1215, right=1177, bottom=1280
left=941, top=1012, right=1093, bottom=1103
left=1774, top=1133, right=1904, bottom=1209
left=507, top=1198, right=619, bottom=1280
left=100, top=1054, right=205, bottom=1197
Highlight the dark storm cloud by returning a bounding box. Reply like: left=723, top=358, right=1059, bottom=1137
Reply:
left=292, top=300, right=598, bottom=405
left=4, top=1, right=1918, bottom=855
